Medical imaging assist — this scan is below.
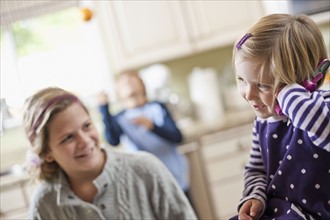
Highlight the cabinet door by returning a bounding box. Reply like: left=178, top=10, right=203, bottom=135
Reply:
left=212, top=178, right=244, bottom=219
left=200, top=124, right=253, bottom=219
left=97, top=1, right=192, bottom=72
left=182, top=1, right=264, bottom=51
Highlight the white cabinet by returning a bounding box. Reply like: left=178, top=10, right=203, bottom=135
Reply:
left=96, top=1, right=192, bottom=72
left=199, top=124, right=253, bottom=219
left=0, top=173, right=35, bottom=218
left=182, top=1, right=264, bottom=52
left=96, top=1, right=264, bottom=72
left=178, top=142, right=214, bottom=219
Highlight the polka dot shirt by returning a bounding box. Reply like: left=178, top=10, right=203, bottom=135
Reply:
left=238, top=84, right=330, bottom=219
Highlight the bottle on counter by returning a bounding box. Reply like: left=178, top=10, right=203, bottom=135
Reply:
left=188, top=67, right=224, bottom=127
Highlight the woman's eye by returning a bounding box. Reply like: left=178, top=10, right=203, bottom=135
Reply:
left=83, top=122, right=91, bottom=130
left=61, top=135, right=73, bottom=144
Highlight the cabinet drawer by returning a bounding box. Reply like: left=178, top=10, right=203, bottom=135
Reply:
left=0, top=186, right=27, bottom=213
left=201, top=138, right=238, bottom=160
left=211, top=179, right=244, bottom=219
left=206, top=152, right=249, bottom=183
left=201, top=134, right=251, bottom=161
left=200, top=124, right=252, bottom=161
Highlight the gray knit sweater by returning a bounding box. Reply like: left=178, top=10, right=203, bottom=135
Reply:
left=29, top=148, right=197, bottom=220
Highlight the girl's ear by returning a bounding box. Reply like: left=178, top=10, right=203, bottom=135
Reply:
left=44, top=152, right=55, bottom=162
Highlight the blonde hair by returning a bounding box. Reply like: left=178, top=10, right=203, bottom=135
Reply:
left=233, top=14, right=328, bottom=94
left=116, top=69, right=147, bottom=97
left=23, top=87, right=88, bottom=182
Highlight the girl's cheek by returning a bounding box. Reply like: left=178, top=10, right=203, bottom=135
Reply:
left=237, top=86, right=246, bottom=98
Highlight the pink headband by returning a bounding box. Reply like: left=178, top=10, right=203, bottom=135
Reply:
left=30, top=94, right=78, bottom=140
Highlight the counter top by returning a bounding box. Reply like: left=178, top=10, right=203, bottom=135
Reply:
left=178, top=108, right=255, bottom=144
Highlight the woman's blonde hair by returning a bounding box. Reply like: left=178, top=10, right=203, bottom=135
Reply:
left=233, top=13, right=328, bottom=94
left=23, top=87, right=88, bottom=182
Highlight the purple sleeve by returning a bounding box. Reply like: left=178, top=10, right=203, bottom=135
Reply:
left=238, top=119, right=267, bottom=215
left=277, top=84, right=330, bottom=150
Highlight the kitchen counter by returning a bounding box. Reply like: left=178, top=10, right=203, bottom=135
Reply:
left=178, top=108, right=255, bottom=144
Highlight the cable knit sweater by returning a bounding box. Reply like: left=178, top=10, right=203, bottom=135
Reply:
left=29, top=147, right=197, bottom=220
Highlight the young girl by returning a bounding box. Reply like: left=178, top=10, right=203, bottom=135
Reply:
left=97, top=70, right=193, bottom=203
left=23, top=87, right=197, bottom=220
left=231, top=14, right=330, bottom=219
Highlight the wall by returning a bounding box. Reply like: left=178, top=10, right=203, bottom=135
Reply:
left=164, top=46, right=233, bottom=102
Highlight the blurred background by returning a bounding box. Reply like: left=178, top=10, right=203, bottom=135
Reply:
left=1, top=0, right=329, bottom=219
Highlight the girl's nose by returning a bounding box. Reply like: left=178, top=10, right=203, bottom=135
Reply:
left=245, top=86, right=256, bottom=101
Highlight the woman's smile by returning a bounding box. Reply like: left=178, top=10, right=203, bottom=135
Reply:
left=75, top=147, right=94, bottom=160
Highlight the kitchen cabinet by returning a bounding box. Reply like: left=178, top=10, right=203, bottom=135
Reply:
left=199, top=124, right=252, bottom=219
left=96, top=1, right=264, bottom=72
left=181, top=123, right=253, bottom=219
left=96, top=1, right=191, bottom=72
left=178, top=142, right=213, bottom=219
left=181, top=1, right=264, bottom=52
left=0, top=173, right=34, bottom=218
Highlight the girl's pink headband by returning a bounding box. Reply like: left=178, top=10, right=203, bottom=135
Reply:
left=30, top=94, right=78, bottom=140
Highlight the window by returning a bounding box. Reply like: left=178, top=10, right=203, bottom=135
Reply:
left=1, top=6, right=113, bottom=132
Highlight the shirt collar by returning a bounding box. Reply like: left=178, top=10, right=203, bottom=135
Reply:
left=54, top=146, right=116, bottom=205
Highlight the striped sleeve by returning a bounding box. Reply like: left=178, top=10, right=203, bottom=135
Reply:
left=277, top=84, right=330, bottom=151
left=238, top=119, right=267, bottom=214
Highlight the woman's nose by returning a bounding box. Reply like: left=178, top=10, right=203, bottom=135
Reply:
left=77, top=131, right=90, bottom=147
